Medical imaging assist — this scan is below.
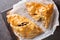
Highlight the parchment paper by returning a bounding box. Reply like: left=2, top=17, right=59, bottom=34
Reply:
left=10, top=0, right=59, bottom=40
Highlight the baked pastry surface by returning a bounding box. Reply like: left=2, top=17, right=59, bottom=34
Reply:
left=7, top=13, right=43, bottom=38
left=26, top=2, right=53, bottom=28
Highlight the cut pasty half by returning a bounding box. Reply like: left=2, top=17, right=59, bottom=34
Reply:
left=7, top=13, right=43, bottom=39
left=26, top=2, right=53, bottom=28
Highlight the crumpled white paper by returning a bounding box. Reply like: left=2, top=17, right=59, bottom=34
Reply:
left=10, top=0, right=59, bottom=40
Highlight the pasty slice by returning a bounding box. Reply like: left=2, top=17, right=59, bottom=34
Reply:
left=26, top=2, right=53, bottom=28
left=7, top=13, right=43, bottom=39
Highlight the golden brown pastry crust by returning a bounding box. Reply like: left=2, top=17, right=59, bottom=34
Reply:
left=26, top=2, right=53, bottom=28
left=6, top=13, right=43, bottom=39
left=6, top=2, right=54, bottom=39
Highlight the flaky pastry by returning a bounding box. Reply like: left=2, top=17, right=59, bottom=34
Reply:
left=26, top=2, right=53, bottom=28
left=7, top=13, right=43, bottom=39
